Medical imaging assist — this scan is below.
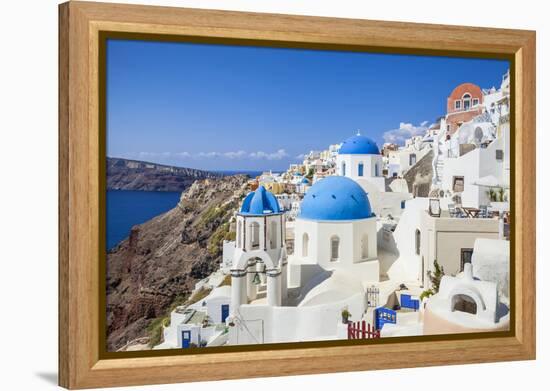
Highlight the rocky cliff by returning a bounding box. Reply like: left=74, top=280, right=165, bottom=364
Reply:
left=403, top=150, right=434, bottom=198
left=107, top=157, right=220, bottom=192
left=106, top=175, right=249, bottom=351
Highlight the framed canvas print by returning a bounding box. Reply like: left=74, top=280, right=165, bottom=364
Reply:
left=59, top=1, right=536, bottom=389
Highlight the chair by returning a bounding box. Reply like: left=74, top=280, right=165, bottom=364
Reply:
left=479, top=205, right=488, bottom=218
left=448, top=203, right=458, bottom=218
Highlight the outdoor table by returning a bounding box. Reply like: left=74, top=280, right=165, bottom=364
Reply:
left=462, top=207, right=481, bottom=218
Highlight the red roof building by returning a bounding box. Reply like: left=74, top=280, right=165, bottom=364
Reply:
left=445, top=82, right=484, bottom=135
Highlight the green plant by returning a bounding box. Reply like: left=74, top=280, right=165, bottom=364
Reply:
left=207, top=222, right=234, bottom=256
left=341, top=308, right=352, bottom=323
left=487, top=187, right=506, bottom=202
left=219, top=274, right=232, bottom=287
left=420, top=289, right=434, bottom=301
left=147, top=317, right=168, bottom=348
left=187, top=287, right=213, bottom=306
left=426, top=259, right=445, bottom=294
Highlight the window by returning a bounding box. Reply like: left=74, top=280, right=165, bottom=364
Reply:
left=463, top=93, right=471, bottom=111
left=455, top=100, right=461, bottom=110
left=270, top=221, right=277, bottom=249
left=473, top=98, right=479, bottom=106
left=401, top=200, right=406, bottom=209
left=251, top=222, right=260, bottom=249
left=358, top=163, right=364, bottom=177
left=237, top=221, right=242, bottom=248
left=302, top=233, right=309, bottom=257
left=341, top=162, right=346, bottom=176
left=452, top=176, right=465, bottom=192
left=409, top=153, right=417, bottom=166
left=452, top=294, right=477, bottom=315
left=415, top=229, right=421, bottom=255
left=374, top=163, right=379, bottom=177
left=330, top=236, right=340, bottom=261
left=460, top=248, right=473, bottom=271
left=361, top=234, right=369, bottom=259
left=496, top=149, right=504, bottom=161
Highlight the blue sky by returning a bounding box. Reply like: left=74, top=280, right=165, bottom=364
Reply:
left=106, top=39, right=509, bottom=171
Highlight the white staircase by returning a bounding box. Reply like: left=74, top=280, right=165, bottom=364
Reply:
left=432, top=130, right=446, bottom=188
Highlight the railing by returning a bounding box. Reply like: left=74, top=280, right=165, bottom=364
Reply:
left=347, top=320, right=380, bottom=339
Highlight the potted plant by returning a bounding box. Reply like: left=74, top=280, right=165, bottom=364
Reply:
left=487, top=187, right=509, bottom=214
left=341, top=308, right=351, bottom=324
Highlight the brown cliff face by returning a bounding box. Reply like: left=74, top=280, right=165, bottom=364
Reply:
left=107, top=157, right=220, bottom=192
left=403, top=150, right=434, bottom=198
left=106, top=175, right=249, bottom=351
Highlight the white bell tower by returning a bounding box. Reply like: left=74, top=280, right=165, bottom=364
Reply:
left=230, top=186, right=287, bottom=316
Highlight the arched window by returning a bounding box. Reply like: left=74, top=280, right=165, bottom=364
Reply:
left=302, top=233, right=309, bottom=257
left=237, top=220, right=242, bottom=248
left=341, top=161, right=346, bottom=176
left=374, top=163, right=379, bottom=177
left=251, top=222, right=260, bottom=249
left=270, top=220, right=277, bottom=249
left=361, top=234, right=369, bottom=259
left=330, top=236, right=340, bottom=261
left=358, top=162, right=364, bottom=177
left=463, top=93, right=471, bottom=111
left=452, top=294, right=477, bottom=315
left=415, top=229, right=421, bottom=255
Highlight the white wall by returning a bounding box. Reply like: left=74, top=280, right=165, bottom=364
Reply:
left=292, top=217, right=377, bottom=268
left=441, top=136, right=505, bottom=208
left=3, top=1, right=546, bottom=391
left=229, top=292, right=365, bottom=344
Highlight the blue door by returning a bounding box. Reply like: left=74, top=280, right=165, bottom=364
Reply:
left=181, top=330, right=191, bottom=348
left=221, top=304, right=230, bottom=323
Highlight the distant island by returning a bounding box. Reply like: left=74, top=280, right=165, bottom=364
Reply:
left=107, top=157, right=221, bottom=192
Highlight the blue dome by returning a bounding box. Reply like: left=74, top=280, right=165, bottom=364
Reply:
left=339, top=134, right=380, bottom=155
left=239, top=186, right=281, bottom=215
left=299, top=176, right=374, bottom=221
left=301, top=178, right=310, bottom=184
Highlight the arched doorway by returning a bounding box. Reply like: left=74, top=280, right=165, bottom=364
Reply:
left=415, top=229, right=421, bottom=255
left=452, top=294, right=477, bottom=314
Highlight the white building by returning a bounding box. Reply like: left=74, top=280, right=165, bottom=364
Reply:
left=423, top=263, right=509, bottom=335
left=336, top=132, right=386, bottom=192
left=289, top=176, right=380, bottom=284
left=386, top=135, right=432, bottom=178
left=226, top=177, right=380, bottom=345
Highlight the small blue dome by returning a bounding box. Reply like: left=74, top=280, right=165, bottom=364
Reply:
left=299, top=176, right=374, bottom=221
left=301, top=178, right=310, bottom=184
left=339, top=134, right=380, bottom=155
left=240, top=186, right=281, bottom=215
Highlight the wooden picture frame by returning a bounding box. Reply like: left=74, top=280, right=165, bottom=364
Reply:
left=59, top=1, right=536, bottom=389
